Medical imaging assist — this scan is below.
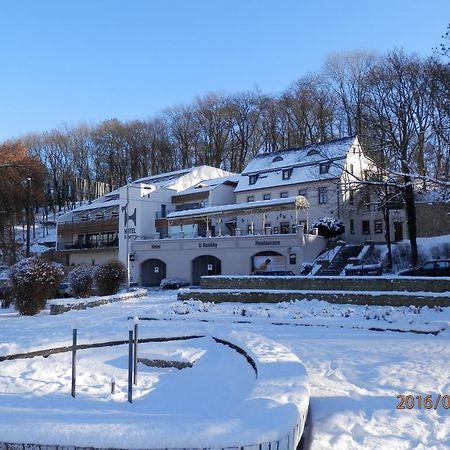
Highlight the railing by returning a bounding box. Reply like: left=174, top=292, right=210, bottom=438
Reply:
left=57, top=240, right=119, bottom=251
left=0, top=426, right=304, bottom=450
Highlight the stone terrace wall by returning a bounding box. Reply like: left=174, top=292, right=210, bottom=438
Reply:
left=178, top=289, right=450, bottom=307
left=200, top=276, right=450, bottom=293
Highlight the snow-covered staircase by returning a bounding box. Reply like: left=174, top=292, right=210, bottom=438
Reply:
left=317, top=244, right=363, bottom=276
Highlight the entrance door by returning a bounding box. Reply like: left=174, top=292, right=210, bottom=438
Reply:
left=192, top=255, right=221, bottom=285
left=141, top=259, right=166, bottom=286
left=393, top=222, right=403, bottom=242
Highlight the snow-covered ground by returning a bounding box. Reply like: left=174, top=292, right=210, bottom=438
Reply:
left=1, top=290, right=449, bottom=449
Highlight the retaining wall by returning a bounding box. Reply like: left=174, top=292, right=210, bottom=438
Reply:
left=178, top=288, right=450, bottom=307
left=49, top=289, right=148, bottom=315
left=176, top=275, right=450, bottom=307
left=200, top=275, right=450, bottom=293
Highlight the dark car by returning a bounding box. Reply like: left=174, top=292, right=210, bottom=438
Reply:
left=160, top=278, right=190, bottom=289
left=57, top=282, right=73, bottom=298
left=252, top=270, right=296, bottom=276
left=398, top=259, right=450, bottom=277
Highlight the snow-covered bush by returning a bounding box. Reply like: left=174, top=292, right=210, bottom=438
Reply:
left=9, top=258, right=63, bottom=315
left=428, top=242, right=450, bottom=260
left=94, top=260, right=127, bottom=296
left=312, top=217, right=345, bottom=239
left=391, top=241, right=412, bottom=271
left=69, top=266, right=94, bottom=298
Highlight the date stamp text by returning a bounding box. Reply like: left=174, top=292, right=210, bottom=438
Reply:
left=396, top=394, right=449, bottom=410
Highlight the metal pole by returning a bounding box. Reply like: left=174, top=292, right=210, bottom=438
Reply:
left=385, top=181, right=393, bottom=272
left=126, top=182, right=130, bottom=290
left=26, top=177, right=31, bottom=257
left=133, top=317, right=139, bottom=385
left=128, top=328, right=133, bottom=403
left=71, top=328, right=77, bottom=398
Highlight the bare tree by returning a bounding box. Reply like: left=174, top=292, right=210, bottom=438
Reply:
left=227, top=90, right=263, bottom=172
left=193, top=93, right=232, bottom=169
left=364, top=51, right=445, bottom=265
left=164, top=105, right=200, bottom=168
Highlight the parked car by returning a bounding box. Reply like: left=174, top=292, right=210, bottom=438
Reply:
left=160, top=278, right=190, bottom=289
left=57, top=282, right=73, bottom=298
left=252, top=270, right=296, bottom=276
left=398, top=259, right=450, bottom=277
left=345, top=263, right=383, bottom=276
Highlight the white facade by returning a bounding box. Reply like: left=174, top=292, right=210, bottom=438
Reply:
left=233, top=136, right=406, bottom=244
left=56, top=166, right=234, bottom=267
left=57, top=136, right=407, bottom=285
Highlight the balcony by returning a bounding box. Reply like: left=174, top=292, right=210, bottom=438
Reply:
left=57, top=217, right=119, bottom=233
left=57, top=239, right=119, bottom=252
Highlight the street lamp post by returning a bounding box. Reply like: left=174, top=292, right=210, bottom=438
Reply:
left=126, top=182, right=130, bottom=290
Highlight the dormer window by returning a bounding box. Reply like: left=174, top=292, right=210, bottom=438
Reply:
left=282, top=168, right=293, bottom=180
left=307, top=149, right=319, bottom=156
left=272, top=155, right=284, bottom=163
left=319, top=163, right=330, bottom=174
left=249, top=174, right=259, bottom=185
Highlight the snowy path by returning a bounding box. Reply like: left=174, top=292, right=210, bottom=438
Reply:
left=0, top=290, right=449, bottom=449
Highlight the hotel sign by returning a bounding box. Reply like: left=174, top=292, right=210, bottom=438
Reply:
left=255, top=240, right=281, bottom=246
left=198, top=242, right=218, bottom=248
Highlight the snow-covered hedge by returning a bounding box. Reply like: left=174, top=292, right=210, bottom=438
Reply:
left=9, top=258, right=63, bottom=315
left=312, top=217, right=345, bottom=239
left=94, top=260, right=127, bottom=296
left=69, top=265, right=94, bottom=298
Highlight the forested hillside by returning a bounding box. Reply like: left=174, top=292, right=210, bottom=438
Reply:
left=1, top=48, right=449, bottom=264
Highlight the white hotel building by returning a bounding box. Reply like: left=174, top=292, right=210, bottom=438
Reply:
left=56, top=136, right=405, bottom=285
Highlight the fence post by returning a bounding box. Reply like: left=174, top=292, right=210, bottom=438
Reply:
left=71, top=328, right=77, bottom=398
left=133, top=316, right=139, bottom=385
left=128, top=326, right=133, bottom=403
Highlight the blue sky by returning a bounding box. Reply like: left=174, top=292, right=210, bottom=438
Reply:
left=0, top=0, right=448, bottom=141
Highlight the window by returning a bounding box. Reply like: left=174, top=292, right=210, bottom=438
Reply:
left=349, top=189, right=354, bottom=205
left=362, top=220, right=370, bottom=235
left=280, top=222, right=290, bottom=234
left=249, top=174, right=259, bottom=185
left=350, top=219, right=355, bottom=234
left=436, top=261, right=450, bottom=269
left=374, top=220, right=383, bottom=234
left=318, top=187, right=328, bottom=204
left=307, top=149, right=319, bottom=156
left=263, top=193, right=271, bottom=201
left=247, top=195, right=255, bottom=202
left=272, top=155, right=284, bottom=162
left=282, top=168, right=293, bottom=180
left=298, top=189, right=307, bottom=197
left=280, top=191, right=288, bottom=198
left=349, top=164, right=354, bottom=175
left=319, top=163, right=330, bottom=174
left=289, top=254, right=297, bottom=265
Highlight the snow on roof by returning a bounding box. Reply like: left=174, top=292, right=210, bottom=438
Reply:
left=235, top=136, right=357, bottom=193
left=175, top=175, right=239, bottom=197
left=57, top=195, right=121, bottom=221
left=134, top=166, right=237, bottom=190
left=134, top=167, right=194, bottom=186
left=58, top=167, right=235, bottom=221
left=167, top=196, right=302, bottom=220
